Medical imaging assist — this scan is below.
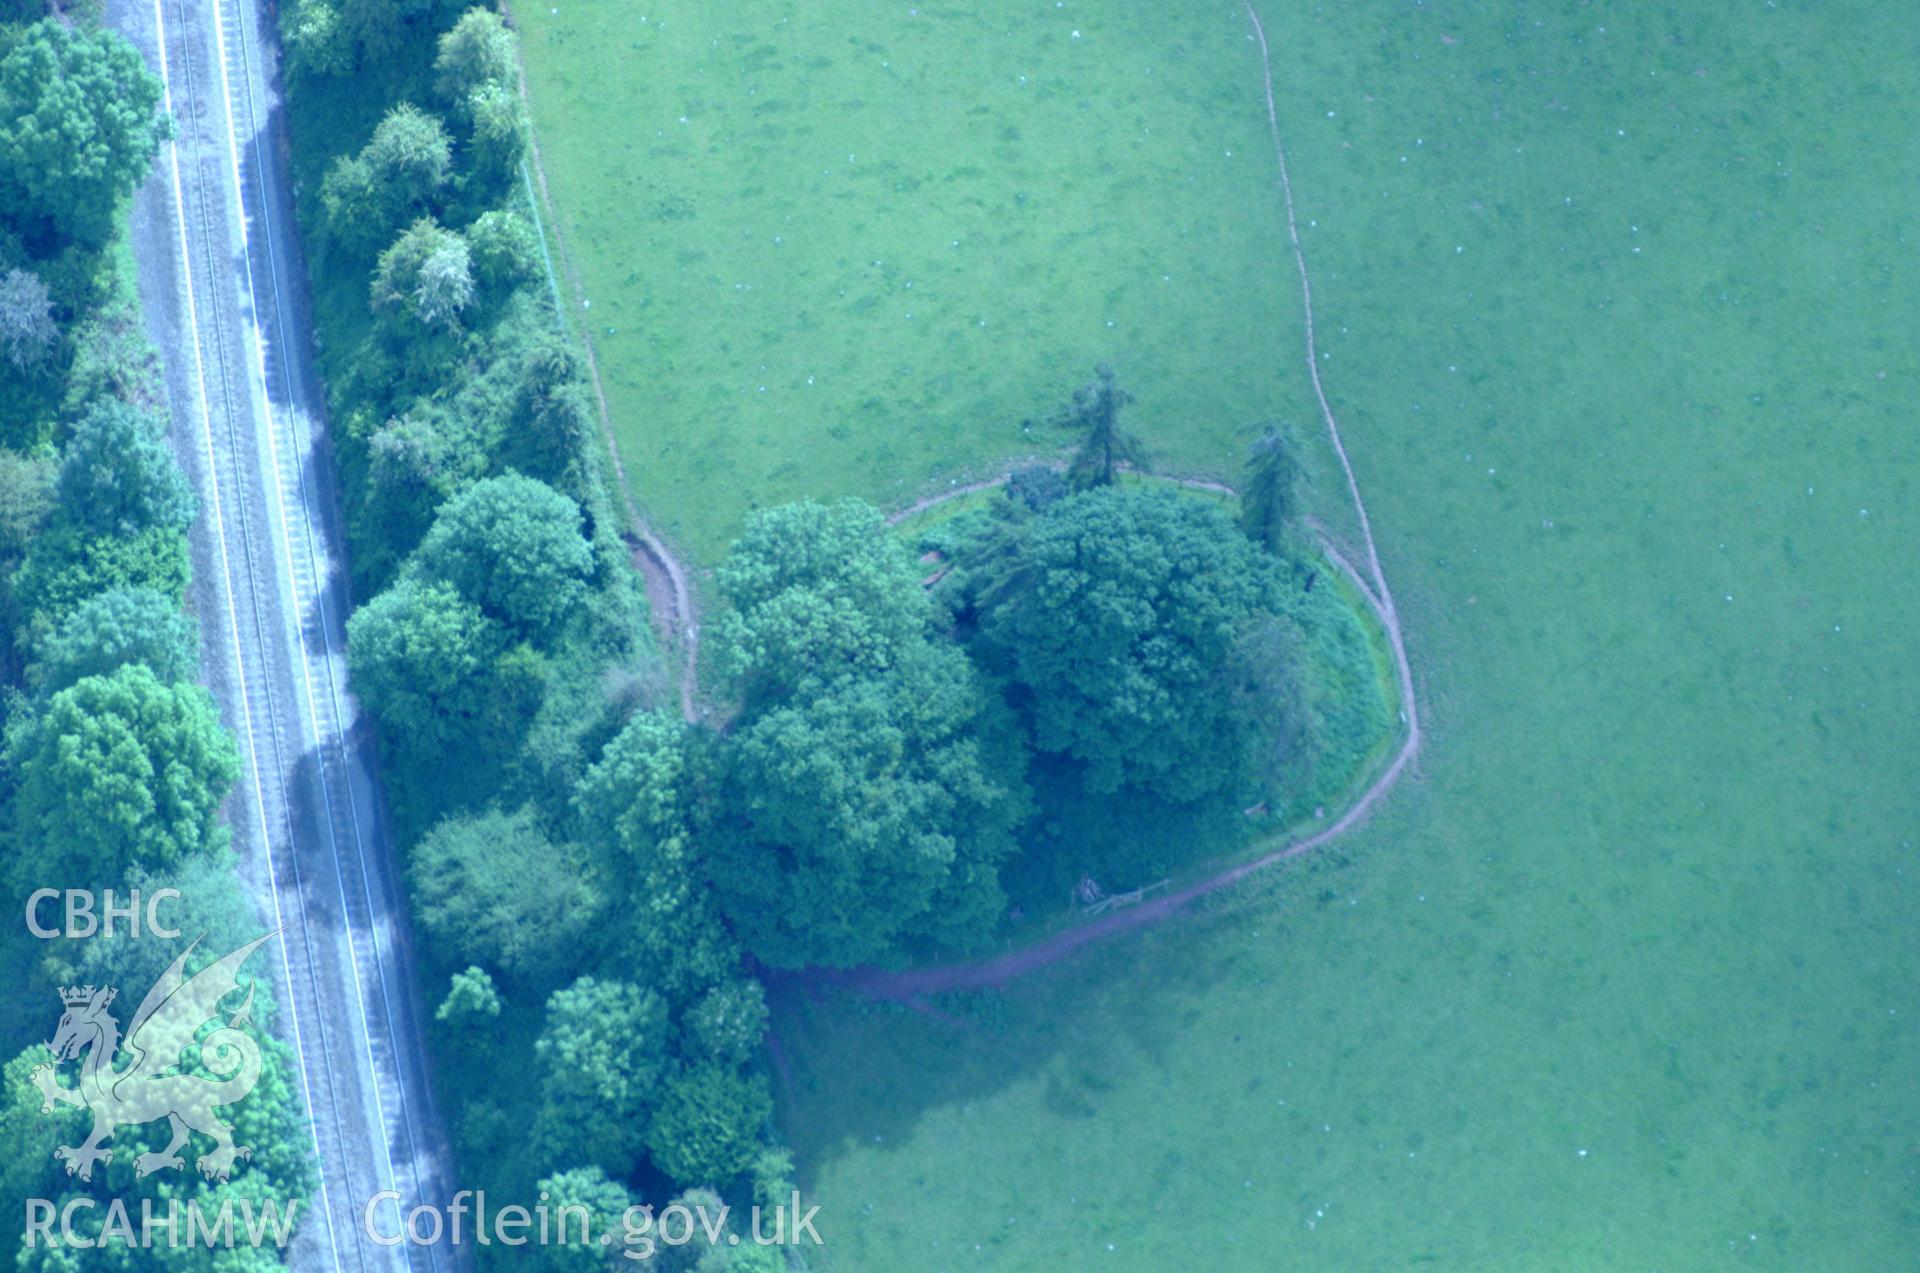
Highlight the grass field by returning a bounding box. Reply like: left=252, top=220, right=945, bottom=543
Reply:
left=521, top=1, right=1918, bottom=1269
left=517, top=1, right=1329, bottom=562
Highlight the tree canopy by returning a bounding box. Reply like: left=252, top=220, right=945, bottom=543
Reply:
left=706, top=499, right=1031, bottom=966
left=435, top=965, right=502, bottom=1028
left=0, top=445, right=54, bottom=557
left=714, top=498, right=931, bottom=702
left=1054, top=363, right=1144, bottom=489
left=1241, top=425, right=1304, bottom=553
left=0, top=268, right=56, bottom=370
left=371, top=218, right=473, bottom=331
left=644, top=1062, right=772, bottom=1190
left=346, top=576, right=500, bottom=753
left=8, top=663, right=238, bottom=883
left=12, top=523, right=190, bottom=640
left=709, top=640, right=1021, bottom=968
left=408, top=805, right=601, bottom=989
left=574, top=711, right=743, bottom=1005
left=532, top=976, right=670, bottom=1179
left=320, top=103, right=452, bottom=257
left=54, top=398, right=195, bottom=537
left=433, top=8, right=518, bottom=104
left=432, top=9, right=526, bottom=194
left=527, top=1165, right=632, bottom=1271
left=980, top=484, right=1291, bottom=803
left=414, top=472, right=592, bottom=642
left=684, top=979, right=768, bottom=1067
left=0, top=21, right=168, bottom=247
left=31, top=584, right=198, bottom=695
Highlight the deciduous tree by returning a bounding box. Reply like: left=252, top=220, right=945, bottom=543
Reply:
left=320, top=104, right=452, bottom=257
left=0, top=268, right=56, bottom=371
left=529, top=1165, right=632, bottom=1271
left=532, top=977, right=670, bottom=1178
left=409, top=806, right=601, bottom=989
left=346, top=577, right=500, bottom=752
left=0, top=446, right=54, bottom=557
left=280, top=0, right=354, bottom=80
left=360, top=405, right=486, bottom=571
left=644, top=1064, right=772, bottom=1189
left=575, top=711, right=742, bottom=1005
left=12, top=523, right=190, bottom=647
left=9, top=664, right=238, bottom=883
left=434, top=8, right=517, bottom=105
left=0, top=22, right=168, bottom=247
left=414, top=472, right=592, bottom=642
left=981, top=485, right=1289, bottom=803
left=714, top=498, right=929, bottom=702
left=684, top=979, right=768, bottom=1067
left=371, top=218, right=473, bottom=331
left=55, top=398, right=195, bottom=537
left=466, top=209, right=538, bottom=296
left=32, top=584, right=198, bottom=695
left=436, top=965, right=503, bottom=1029
left=710, top=641, right=1021, bottom=968
left=433, top=9, right=526, bottom=194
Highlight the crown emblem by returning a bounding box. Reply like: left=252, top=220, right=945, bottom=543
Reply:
left=60, top=985, right=112, bottom=1009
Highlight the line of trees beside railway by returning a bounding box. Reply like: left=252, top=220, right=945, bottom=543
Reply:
left=276, top=4, right=797, bottom=1259
left=0, top=9, right=317, bottom=1267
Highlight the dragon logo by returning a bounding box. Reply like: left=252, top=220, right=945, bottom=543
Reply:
left=29, top=932, right=275, bottom=1183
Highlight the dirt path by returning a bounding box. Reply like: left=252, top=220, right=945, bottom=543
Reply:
left=512, top=58, right=702, bottom=723
left=798, top=0, right=1422, bottom=1003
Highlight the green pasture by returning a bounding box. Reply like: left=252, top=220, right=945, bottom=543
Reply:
left=521, top=1, right=1918, bottom=1269
left=517, top=0, right=1327, bottom=562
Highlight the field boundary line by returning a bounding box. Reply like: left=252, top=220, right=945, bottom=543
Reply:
left=504, top=1, right=701, bottom=721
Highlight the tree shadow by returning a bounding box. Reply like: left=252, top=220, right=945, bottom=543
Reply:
left=765, top=841, right=1366, bottom=1191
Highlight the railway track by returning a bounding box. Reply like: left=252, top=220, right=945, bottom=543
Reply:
left=116, top=0, right=463, bottom=1267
